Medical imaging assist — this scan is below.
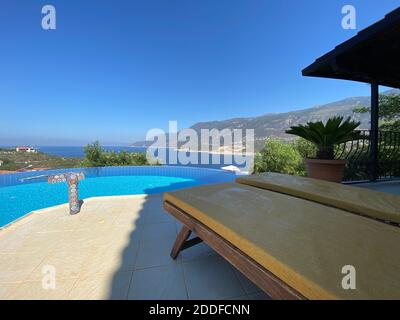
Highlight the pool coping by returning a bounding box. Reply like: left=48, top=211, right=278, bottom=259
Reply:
left=0, top=165, right=239, bottom=179
left=0, top=194, right=158, bottom=232
left=0, top=166, right=239, bottom=230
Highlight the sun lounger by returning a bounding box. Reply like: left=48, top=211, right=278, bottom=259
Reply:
left=237, top=172, right=400, bottom=225
left=163, top=173, right=400, bottom=300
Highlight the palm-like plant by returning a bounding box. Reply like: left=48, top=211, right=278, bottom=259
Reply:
left=285, top=116, right=365, bottom=160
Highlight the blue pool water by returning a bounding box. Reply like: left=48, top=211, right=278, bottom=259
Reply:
left=0, top=166, right=235, bottom=227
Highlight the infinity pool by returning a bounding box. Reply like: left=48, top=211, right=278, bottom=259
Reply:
left=0, top=166, right=235, bottom=227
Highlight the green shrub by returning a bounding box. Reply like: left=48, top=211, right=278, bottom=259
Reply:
left=83, top=141, right=106, bottom=167
left=130, top=152, right=149, bottom=165
left=290, top=138, right=317, bottom=159
left=353, top=93, right=400, bottom=131
left=0, top=158, right=18, bottom=171
left=253, top=138, right=305, bottom=175
left=82, top=141, right=151, bottom=167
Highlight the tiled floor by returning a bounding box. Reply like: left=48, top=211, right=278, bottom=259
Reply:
left=0, top=195, right=270, bottom=300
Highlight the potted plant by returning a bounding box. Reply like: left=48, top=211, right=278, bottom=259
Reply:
left=285, top=116, right=365, bottom=183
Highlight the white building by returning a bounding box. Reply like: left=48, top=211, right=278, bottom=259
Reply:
left=16, top=146, right=37, bottom=153
left=0, top=160, right=3, bottom=166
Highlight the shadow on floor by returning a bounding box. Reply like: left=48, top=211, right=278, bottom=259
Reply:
left=107, top=182, right=269, bottom=300
left=107, top=182, right=188, bottom=300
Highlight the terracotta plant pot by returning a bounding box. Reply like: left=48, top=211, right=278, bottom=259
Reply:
left=305, top=158, right=347, bottom=183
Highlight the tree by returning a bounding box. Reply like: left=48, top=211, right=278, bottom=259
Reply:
left=253, top=139, right=304, bottom=175
left=83, top=141, right=106, bottom=167
left=290, top=138, right=317, bottom=159
left=353, top=94, right=400, bottom=131
left=83, top=141, right=151, bottom=167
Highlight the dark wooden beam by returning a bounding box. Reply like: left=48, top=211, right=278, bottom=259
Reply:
left=302, top=9, right=400, bottom=89
left=370, top=82, right=379, bottom=181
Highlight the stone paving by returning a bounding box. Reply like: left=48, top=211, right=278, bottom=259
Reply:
left=0, top=194, right=270, bottom=300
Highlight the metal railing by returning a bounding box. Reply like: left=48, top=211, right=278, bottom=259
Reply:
left=335, top=130, right=400, bottom=181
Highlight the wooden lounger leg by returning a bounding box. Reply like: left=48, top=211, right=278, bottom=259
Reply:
left=171, top=226, right=191, bottom=259
left=171, top=226, right=203, bottom=259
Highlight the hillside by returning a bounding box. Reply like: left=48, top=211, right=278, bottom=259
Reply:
left=0, top=148, right=82, bottom=172
left=133, top=89, right=399, bottom=151
left=191, top=96, right=371, bottom=139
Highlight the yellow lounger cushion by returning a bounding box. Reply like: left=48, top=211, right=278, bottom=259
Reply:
left=236, top=173, right=400, bottom=224
left=164, top=183, right=400, bottom=300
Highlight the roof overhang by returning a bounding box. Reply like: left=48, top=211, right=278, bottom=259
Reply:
left=302, top=8, right=400, bottom=89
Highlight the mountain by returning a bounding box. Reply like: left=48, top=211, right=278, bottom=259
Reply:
left=133, top=89, right=399, bottom=151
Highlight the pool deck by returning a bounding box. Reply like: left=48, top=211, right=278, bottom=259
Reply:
left=0, top=194, right=269, bottom=300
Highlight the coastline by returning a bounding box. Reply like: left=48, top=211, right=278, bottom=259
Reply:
left=144, top=146, right=255, bottom=156
left=0, top=146, right=252, bottom=174
left=173, top=148, right=255, bottom=156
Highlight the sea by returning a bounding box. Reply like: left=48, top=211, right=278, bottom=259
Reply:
left=33, top=146, right=252, bottom=171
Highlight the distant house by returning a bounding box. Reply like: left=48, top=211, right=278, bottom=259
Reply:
left=16, top=146, right=37, bottom=153
left=0, top=160, right=3, bottom=166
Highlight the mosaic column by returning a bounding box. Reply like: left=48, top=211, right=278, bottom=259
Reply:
left=48, top=172, right=85, bottom=215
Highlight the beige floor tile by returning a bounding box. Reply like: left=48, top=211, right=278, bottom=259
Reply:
left=140, top=222, right=177, bottom=242
left=180, top=242, right=218, bottom=262
left=39, top=219, right=71, bottom=231
left=68, top=215, right=117, bottom=229
left=80, top=242, right=139, bottom=276
left=0, top=282, right=20, bottom=299
left=120, top=198, right=167, bottom=225
left=141, top=208, right=173, bottom=225
left=114, top=211, right=141, bottom=227
left=128, top=264, right=187, bottom=300
left=12, top=211, right=58, bottom=227
left=41, top=215, right=82, bottom=232
left=0, top=229, right=32, bottom=254
left=68, top=272, right=132, bottom=300
left=8, top=278, right=78, bottom=300
left=0, top=194, right=259, bottom=300
left=108, top=224, right=143, bottom=245
left=183, top=256, right=246, bottom=300
left=16, top=230, right=76, bottom=255
left=27, top=249, right=93, bottom=281
left=135, top=236, right=179, bottom=269
left=0, top=253, right=45, bottom=284
left=62, top=227, right=115, bottom=249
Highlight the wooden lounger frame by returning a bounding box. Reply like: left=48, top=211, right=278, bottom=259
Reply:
left=163, top=201, right=305, bottom=300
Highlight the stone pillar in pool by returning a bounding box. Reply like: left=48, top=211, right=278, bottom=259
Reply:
left=48, top=172, right=85, bottom=215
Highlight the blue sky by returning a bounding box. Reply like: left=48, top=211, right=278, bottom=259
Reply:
left=0, top=0, right=399, bottom=146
